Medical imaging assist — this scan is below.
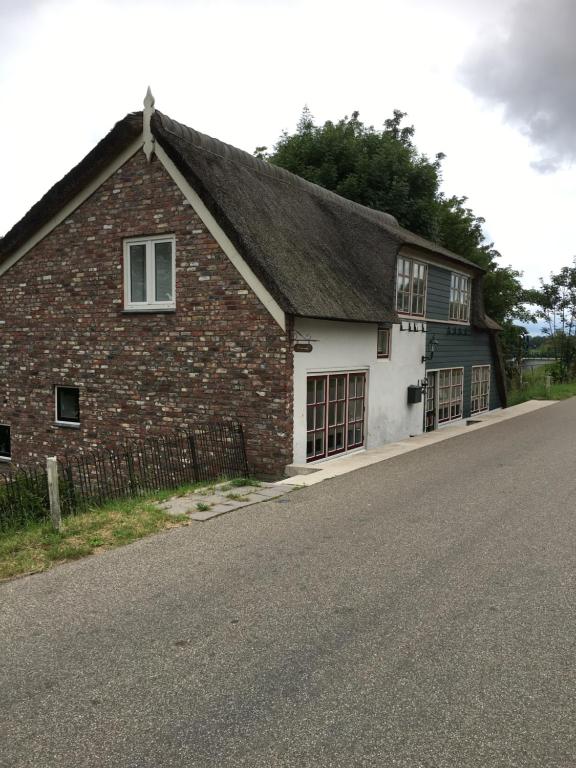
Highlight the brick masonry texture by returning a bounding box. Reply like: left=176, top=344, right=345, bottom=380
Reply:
left=0, top=150, right=293, bottom=477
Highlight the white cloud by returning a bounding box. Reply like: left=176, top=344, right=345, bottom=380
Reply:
left=461, top=0, right=576, bottom=172
left=0, top=0, right=574, bottom=290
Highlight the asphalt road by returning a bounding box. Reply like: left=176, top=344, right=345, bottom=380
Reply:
left=2, top=400, right=576, bottom=767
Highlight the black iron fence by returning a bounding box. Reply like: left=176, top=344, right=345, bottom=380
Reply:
left=0, top=422, right=249, bottom=532
left=59, top=422, right=249, bottom=511
left=0, top=465, right=50, bottom=531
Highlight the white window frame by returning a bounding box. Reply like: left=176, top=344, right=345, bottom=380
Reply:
left=55, top=386, right=81, bottom=428
left=449, top=272, right=471, bottom=322
left=377, top=325, right=391, bottom=359
left=0, top=424, right=11, bottom=462
left=435, top=367, right=464, bottom=424
left=396, top=257, right=427, bottom=317
left=123, top=235, right=176, bottom=311
left=471, top=365, right=490, bottom=414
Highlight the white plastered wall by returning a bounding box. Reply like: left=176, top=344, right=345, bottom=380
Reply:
left=292, top=318, right=426, bottom=465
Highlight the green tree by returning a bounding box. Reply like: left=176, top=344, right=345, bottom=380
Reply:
left=258, top=109, right=528, bottom=329
left=533, top=261, right=576, bottom=380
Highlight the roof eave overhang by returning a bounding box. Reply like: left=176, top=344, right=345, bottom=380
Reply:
left=399, top=243, right=485, bottom=274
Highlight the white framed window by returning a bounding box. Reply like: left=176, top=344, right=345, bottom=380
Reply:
left=396, top=257, right=427, bottom=316
left=437, top=367, right=463, bottom=423
left=55, top=386, right=80, bottom=426
left=471, top=365, right=490, bottom=413
left=0, top=425, right=11, bottom=461
left=449, top=272, right=471, bottom=321
left=124, top=235, right=176, bottom=311
left=377, top=325, right=391, bottom=359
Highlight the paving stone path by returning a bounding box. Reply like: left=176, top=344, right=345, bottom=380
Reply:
left=156, top=481, right=300, bottom=521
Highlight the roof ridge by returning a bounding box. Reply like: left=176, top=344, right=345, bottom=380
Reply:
left=153, top=111, right=401, bottom=230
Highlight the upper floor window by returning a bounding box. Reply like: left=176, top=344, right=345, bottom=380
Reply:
left=377, top=325, right=391, bottom=359
left=124, top=235, right=175, bottom=311
left=449, top=273, right=470, bottom=321
left=396, top=257, right=427, bottom=316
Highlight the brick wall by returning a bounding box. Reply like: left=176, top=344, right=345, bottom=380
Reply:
left=0, top=150, right=293, bottom=477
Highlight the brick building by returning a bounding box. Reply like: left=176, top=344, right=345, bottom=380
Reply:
left=0, top=93, right=505, bottom=477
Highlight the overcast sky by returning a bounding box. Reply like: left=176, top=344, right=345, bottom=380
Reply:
left=1, top=0, right=574, bottom=293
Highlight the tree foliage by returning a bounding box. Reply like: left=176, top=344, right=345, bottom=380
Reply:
left=257, top=108, right=528, bottom=328
left=532, top=260, right=576, bottom=380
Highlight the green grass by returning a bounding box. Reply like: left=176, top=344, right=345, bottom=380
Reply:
left=0, top=476, right=262, bottom=582
left=508, top=371, right=576, bottom=406
left=0, top=484, right=204, bottom=582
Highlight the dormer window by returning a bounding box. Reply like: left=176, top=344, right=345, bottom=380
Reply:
left=124, top=235, right=176, bottom=311
left=396, top=257, right=427, bottom=316
left=449, top=273, right=470, bottom=321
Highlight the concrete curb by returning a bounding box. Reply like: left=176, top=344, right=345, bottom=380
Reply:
left=276, top=400, right=558, bottom=488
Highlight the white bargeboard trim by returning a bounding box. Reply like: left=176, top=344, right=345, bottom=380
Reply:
left=0, top=136, right=144, bottom=278
left=155, top=143, right=286, bottom=331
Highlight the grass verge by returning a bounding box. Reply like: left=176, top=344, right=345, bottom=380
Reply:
left=0, top=477, right=260, bottom=582
left=0, top=484, right=200, bottom=582
left=508, top=378, right=576, bottom=406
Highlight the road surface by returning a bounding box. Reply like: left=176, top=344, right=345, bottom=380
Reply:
left=2, top=400, right=576, bottom=767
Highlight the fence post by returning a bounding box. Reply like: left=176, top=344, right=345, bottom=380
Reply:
left=545, top=374, right=552, bottom=397
left=46, top=457, right=62, bottom=532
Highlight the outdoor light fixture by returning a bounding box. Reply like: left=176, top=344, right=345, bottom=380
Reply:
left=421, top=334, right=439, bottom=364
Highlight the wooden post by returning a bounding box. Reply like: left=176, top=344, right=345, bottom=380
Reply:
left=545, top=374, right=552, bottom=397
left=46, top=457, right=61, bottom=532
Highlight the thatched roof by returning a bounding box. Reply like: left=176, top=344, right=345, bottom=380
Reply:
left=0, top=109, right=498, bottom=329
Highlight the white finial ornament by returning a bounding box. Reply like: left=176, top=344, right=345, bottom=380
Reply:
left=143, top=86, right=156, bottom=162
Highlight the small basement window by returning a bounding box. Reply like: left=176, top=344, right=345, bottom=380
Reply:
left=124, top=235, right=176, bottom=311
left=56, top=386, right=80, bottom=426
left=0, top=425, right=11, bottom=460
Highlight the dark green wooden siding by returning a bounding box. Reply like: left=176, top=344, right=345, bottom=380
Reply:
left=426, top=264, right=451, bottom=321
left=425, top=323, right=501, bottom=414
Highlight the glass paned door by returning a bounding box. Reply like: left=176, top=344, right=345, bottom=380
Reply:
left=327, top=375, right=347, bottom=455
left=436, top=368, right=464, bottom=425
left=437, top=369, right=451, bottom=423
left=450, top=369, right=463, bottom=419
left=347, top=373, right=365, bottom=449
left=425, top=372, right=437, bottom=432
left=306, top=377, right=326, bottom=461
left=306, top=372, right=367, bottom=461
